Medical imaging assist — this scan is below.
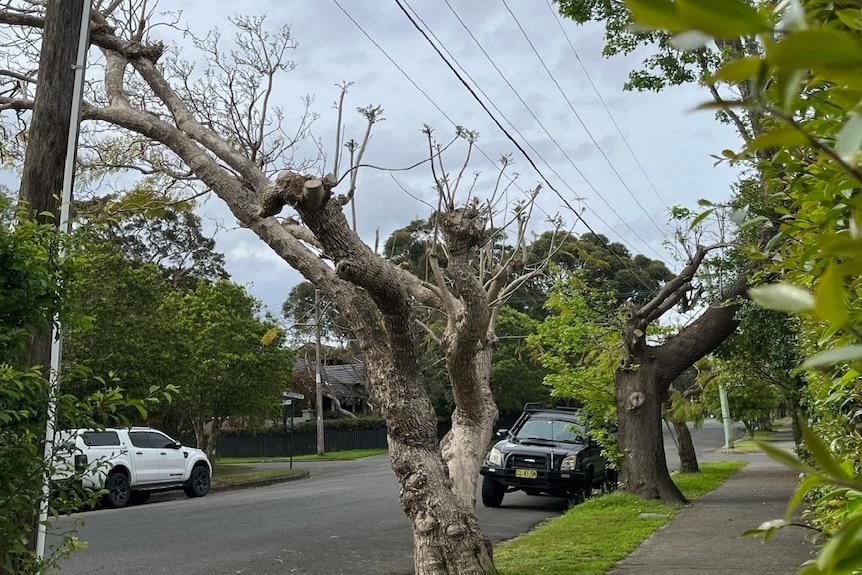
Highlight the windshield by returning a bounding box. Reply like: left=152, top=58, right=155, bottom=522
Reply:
left=514, top=418, right=586, bottom=443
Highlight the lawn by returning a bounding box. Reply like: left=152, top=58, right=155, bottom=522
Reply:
left=215, top=448, right=387, bottom=465
left=494, top=460, right=748, bottom=575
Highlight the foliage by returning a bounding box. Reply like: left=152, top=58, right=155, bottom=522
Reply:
left=168, top=280, right=293, bottom=455
left=62, top=242, right=189, bottom=412
left=531, top=278, right=622, bottom=459
left=490, top=307, right=549, bottom=418
left=76, top=191, right=229, bottom=289
left=0, top=202, right=167, bottom=574
left=618, top=0, right=862, bottom=572
left=281, top=281, right=353, bottom=347
left=702, top=378, right=780, bottom=437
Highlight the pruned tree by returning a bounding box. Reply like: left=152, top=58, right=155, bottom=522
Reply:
left=0, top=6, right=559, bottom=573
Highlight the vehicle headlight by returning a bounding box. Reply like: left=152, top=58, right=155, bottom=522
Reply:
left=487, top=447, right=503, bottom=466
left=560, top=455, right=578, bottom=471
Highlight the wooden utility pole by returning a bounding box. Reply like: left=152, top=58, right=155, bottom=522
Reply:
left=18, top=0, right=88, bottom=370
left=14, top=0, right=90, bottom=567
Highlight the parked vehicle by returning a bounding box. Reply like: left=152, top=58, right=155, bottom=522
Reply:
left=54, top=427, right=212, bottom=508
left=479, top=404, right=616, bottom=507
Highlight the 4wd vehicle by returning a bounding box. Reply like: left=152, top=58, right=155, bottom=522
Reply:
left=54, top=427, right=212, bottom=508
left=479, top=404, right=616, bottom=507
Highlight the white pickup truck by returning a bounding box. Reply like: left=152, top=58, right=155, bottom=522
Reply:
left=55, top=427, right=212, bottom=508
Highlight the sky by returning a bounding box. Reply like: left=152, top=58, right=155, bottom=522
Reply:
left=21, top=0, right=744, bottom=320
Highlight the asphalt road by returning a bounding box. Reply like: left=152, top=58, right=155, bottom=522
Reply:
left=49, top=419, right=739, bottom=575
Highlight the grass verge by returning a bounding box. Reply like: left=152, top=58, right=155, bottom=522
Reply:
left=211, top=464, right=305, bottom=487
left=494, top=460, right=747, bottom=575
left=729, top=428, right=780, bottom=453
left=216, top=448, right=387, bottom=465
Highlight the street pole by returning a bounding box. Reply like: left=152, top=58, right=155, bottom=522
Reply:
left=719, top=383, right=734, bottom=449
left=35, top=0, right=92, bottom=561
left=289, top=400, right=295, bottom=469
left=314, top=289, right=324, bottom=455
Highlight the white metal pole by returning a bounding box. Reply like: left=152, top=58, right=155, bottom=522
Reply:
left=36, top=0, right=91, bottom=560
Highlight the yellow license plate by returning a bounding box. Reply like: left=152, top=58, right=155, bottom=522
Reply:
left=515, top=469, right=537, bottom=479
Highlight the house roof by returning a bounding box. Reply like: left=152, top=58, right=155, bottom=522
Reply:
left=295, top=359, right=367, bottom=399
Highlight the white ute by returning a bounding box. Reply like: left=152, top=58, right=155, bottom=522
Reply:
left=55, top=427, right=212, bottom=508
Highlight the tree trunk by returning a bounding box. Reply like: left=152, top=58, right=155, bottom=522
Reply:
left=205, top=418, right=221, bottom=461
left=440, top=343, right=497, bottom=509
left=616, top=365, right=688, bottom=504
left=673, top=419, right=699, bottom=473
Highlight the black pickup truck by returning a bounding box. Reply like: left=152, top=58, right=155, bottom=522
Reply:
left=479, top=405, right=616, bottom=507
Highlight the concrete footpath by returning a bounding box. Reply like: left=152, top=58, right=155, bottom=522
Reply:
left=607, top=425, right=817, bottom=574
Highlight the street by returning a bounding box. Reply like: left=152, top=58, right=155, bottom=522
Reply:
left=49, top=419, right=737, bottom=575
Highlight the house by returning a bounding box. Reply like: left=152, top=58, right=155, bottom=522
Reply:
left=294, top=358, right=370, bottom=415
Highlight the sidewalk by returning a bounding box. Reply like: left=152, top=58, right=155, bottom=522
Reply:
left=607, top=425, right=817, bottom=574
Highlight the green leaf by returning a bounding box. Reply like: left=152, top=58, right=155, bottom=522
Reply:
left=709, top=57, right=763, bottom=83
left=770, top=29, right=862, bottom=72
left=677, top=0, right=771, bottom=38
left=815, top=265, right=848, bottom=326
left=799, top=417, right=852, bottom=482
left=837, top=110, right=862, bottom=163
left=786, top=473, right=826, bottom=518
left=799, top=345, right=862, bottom=370
left=625, top=0, right=688, bottom=32
left=688, top=208, right=714, bottom=231
left=836, top=9, right=862, bottom=31
left=746, top=126, right=809, bottom=152
left=748, top=283, right=815, bottom=313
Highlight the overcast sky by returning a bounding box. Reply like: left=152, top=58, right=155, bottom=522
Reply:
left=98, top=1, right=744, bottom=318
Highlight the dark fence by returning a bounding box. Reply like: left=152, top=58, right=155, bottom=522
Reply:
left=215, top=427, right=388, bottom=458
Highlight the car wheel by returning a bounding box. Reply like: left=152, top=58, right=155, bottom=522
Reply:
left=184, top=463, right=211, bottom=498
left=481, top=477, right=505, bottom=508
left=103, top=471, right=131, bottom=508
left=129, top=491, right=151, bottom=505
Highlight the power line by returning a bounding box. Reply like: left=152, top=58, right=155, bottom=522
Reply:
left=499, top=0, right=668, bottom=251
left=394, top=0, right=659, bottom=294
left=439, top=0, right=665, bottom=264
left=543, top=0, right=670, bottom=212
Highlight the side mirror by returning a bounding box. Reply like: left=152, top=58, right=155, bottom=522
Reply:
left=495, top=428, right=509, bottom=438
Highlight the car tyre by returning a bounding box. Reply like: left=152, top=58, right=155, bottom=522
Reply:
left=184, top=463, right=211, bottom=498
left=481, top=477, right=505, bottom=508
left=104, top=471, right=131, bottom=508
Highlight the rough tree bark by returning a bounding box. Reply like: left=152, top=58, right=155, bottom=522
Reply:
left=617, top=247, right=752, bottom=505
left=672, top=419, right=699, bottom=474
left=12, top=0, right=87, bottom=566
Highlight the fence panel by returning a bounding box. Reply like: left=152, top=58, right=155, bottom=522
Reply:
left=216, top=428, right=388, bottom=458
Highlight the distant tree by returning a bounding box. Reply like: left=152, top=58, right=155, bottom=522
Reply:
left=77, top=191, right=229, bottom=290
left=62, top=243, right=187, bottom=410
left=490, top=307, right=549, bottom=418
left=281, top=281, right=353, bottom=348
left=170, top=280, right=293, bottom=458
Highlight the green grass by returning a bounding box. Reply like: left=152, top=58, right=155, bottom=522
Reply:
left=211, top=463, right=305, bottom=487
left=727, top=428, right=779, bottom=453
left=495, top=460, right=748, bottom=575
left=215, top=448, right=387, bottom=465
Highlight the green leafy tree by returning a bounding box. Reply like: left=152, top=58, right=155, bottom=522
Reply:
left=62, top=243, right=189, bottom=412
left=490, top=307, right=549, bottom=418
left=170, top=280, right=293, bottom=458
left=77, top=191, right=229, bottom=290
left=531, top=280, right=621, bottom=455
